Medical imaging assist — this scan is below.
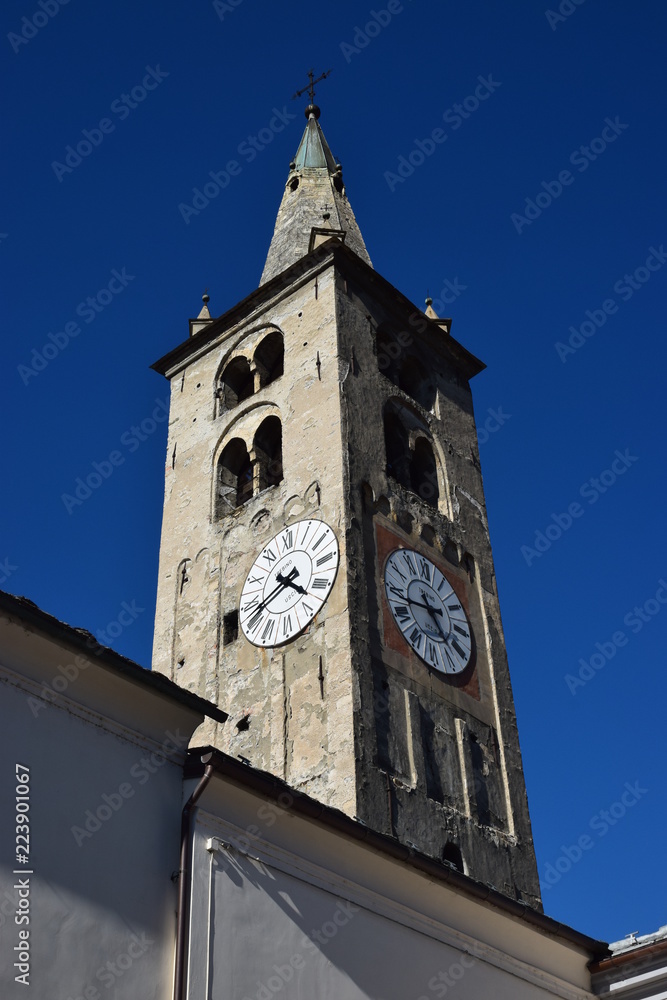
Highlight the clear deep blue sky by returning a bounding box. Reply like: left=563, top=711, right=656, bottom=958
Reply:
left=2, top=0, right=666, bottom=944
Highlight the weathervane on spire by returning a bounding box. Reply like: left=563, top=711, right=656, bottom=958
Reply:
left=292, top=68, right=333, bottom=118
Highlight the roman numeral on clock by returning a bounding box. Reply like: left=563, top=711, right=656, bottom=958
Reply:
left=316, top=552, right=333, bottom=566
left=282, top=615, right=292, bottom=636
left=409, top=626, right=423, bottom=652
left=311, top=530, right=329, bottom=551
left=311, top=578, right=328, bottom=590
left=442, top=645, right=456, bottom=671
left=248, top=610, right=264, bottom=633
left=402, top=552, right=416, bottom=575
left=418, top=558, right=431, bottom=583
left=281, top=530, right=293, bottom=552
left=451, top=638, right=466, bottom=659
left=263, top=547, right=277, bottom=565
left=261, top=618, right=275, bottom=643
left=394, top=605, right=410, bottom=624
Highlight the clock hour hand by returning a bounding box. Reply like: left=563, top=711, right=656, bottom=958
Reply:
left=418, top=593, right=448, bottom=642
left=408, top=599, right=443, bottom=616
left=276, top=571, right=307, bottom=595
left=256, top=567, right=300, bottom=612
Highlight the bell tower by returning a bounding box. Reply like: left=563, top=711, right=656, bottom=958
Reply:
left=151, top=96, right=542, bottom=909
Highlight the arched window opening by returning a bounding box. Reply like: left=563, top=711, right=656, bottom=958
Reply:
left=254, top=416, right=283, bottom=492
left=254, top=332, right=284, bottom=389
left=219, top=357, right=253, bottom=410
left=399, top=355, right=436, bottom=411
left=384, top=409, right=411, bottom=490
left=442, top=842, right=464, bottom=874
left=217, top=438, right=253, bottom=514
left=411, top=437, right=439, bottom=508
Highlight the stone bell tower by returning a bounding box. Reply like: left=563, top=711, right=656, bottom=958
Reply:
left=151, top=95, right=542, bottom=909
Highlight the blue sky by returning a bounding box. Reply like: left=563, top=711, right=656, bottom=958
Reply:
left=2, top=0, right=666, bottom=943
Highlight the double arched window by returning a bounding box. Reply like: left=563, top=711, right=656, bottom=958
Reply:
left=254, top=331, right=284, bottom=388
left=216, top=416, right=283, bottom=516
left=217, top=331, right=284, bottom=413
left=219, top=358, right=253, bottom=410
left=383, top=402, right=440, bottom=509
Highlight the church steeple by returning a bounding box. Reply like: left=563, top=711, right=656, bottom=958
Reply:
left=152, top=90, right=542, bottom=911
left=260, top=102, right=372, bottom=284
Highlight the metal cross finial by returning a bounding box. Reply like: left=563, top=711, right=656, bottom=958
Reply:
left=292, top=68, right=332, bottom=104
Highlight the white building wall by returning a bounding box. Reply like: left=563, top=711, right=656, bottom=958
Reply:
left=187, top=775, right=598, bottom=1000
left=0, top=610, right=208, bottom=1000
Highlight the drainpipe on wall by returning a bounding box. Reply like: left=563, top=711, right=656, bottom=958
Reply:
left=174, top=763, right=214, bottom=1000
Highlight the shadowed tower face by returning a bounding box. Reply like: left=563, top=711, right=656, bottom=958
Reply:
left=151, top=98, right=542, bottom=911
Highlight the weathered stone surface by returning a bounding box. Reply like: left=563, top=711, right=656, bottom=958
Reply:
left=150, top=241, right=541, bottom=909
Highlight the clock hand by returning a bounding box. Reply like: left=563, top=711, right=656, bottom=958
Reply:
left=276, top=571, right=307, bottom=595
left=419, top=593, right=448, bottom=641
left=255, top=567, right=299, bottom=613
left=408, top=599, right=443, bottom=616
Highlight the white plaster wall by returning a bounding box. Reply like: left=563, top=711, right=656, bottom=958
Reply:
left=186, top=778, right=596, bottom=1000
left=0, top=653, right=187, bottom=1000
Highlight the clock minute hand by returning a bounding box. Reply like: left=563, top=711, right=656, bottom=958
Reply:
left=276, top=571, right=307, bottom=595
left=256, top=567, right=299, bottom=612
left=419, top=593, right=448, bottom=641
left=409, top=599, right=443, bottom=616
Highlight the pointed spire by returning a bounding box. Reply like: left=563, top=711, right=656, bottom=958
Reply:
left=425, top=296, right=439, bottom=320
left=197, top=291, right=211, bottom=320
left=189, top=290, right=214, bottom=337
left=260, top=103, right=372, bottom=285
left=424, top=295, right=452, bottom=336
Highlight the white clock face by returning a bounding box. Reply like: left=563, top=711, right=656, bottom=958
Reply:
left=384, top=548, right=473, bottom=675
left=239, top=519, right=339, bottom=647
